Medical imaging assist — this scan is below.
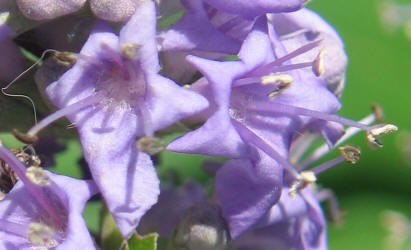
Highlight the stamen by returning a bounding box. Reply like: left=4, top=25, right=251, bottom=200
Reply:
left=137, top=137, right=165, bottom=155
left=261, top=74, right=293, bottom=86
left=248, top=40, right=322, bottom=77
left=120, top=43, right=142, bottom=60
left=316, top=189, right=342, bottom=224
left=12, top=129, right=38, bottom=144
left=366, top=124, right=398, bottom=149
left=371, top=104, right=384, bottom=122
left=233, top=63, right=311, bottom=87
left=312, top=48, right=326, bottom=77
left=231, top=120, right=300, bottom=179
left=26, top=166, right=51, bottom=186
left=297, top=113, right=376, bottom=170
left=26, top=94, right=101, bottom=137
left=248, top=102, right=371, bottom=131
left=53, top=51, right=77, bottom=67
left=289, top=171, right=316, bottom=198
left=311, top=145, right=360, bottom=175
left=27, top=222, right=59, bottom=248
left=338, top=145, right=361, bottom=164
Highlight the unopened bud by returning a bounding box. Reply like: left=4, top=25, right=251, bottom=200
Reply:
left=338, top=145, right=361, bottom=164
left=27, top=222, right=58, bottom=248
left=26, top=166, right=51, bottom=186
left=138, top=136, right=165, bottom=155
left=171, top=201, right=230, bottom=250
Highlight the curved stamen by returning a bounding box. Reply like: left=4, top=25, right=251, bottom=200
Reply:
left=233, top=62, right=313, bottom=87
left=248, top=40, right=322, bottom=77
left=27, top=95, right=101, bottom=137
left=297, top=113, right=376, bottom=170
left=248, top=101, right=371, bottom=131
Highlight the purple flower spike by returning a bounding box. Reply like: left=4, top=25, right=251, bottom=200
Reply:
left=30, top=1, right=208, bottom=238
left=234, top=186, right=326, bottom=250
left=203, top=0, right=304, bottom=18
left=16, top=0, right=86, bottom=20
left=0, top=170, right=97, bottom=249
left=168, top=16, right=341, bottom=169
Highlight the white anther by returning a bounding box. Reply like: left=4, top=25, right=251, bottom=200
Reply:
left=370, top=124, right=398, bottom=137
left=289, top=171, right=316, bottom=198
left=26, top=166, right=51, bottom=186
left=300, top=171, right=317, bottom=183
left=261, top=74, right=293, bottom=86
left=313, top=48, right=327, bottom=77
left=27, top=222, right=58, bottom=248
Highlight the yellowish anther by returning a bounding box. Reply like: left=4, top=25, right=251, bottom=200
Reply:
left=371, top=104, right=385, bottom=122
left=371, top=124, right=398, bottom=137
left=27, top=222, right=59, bottom=248
left=313, top=48, right=327, bottom=77
left=367, top=124, right=398, bottom=149
left=53, top=51, right=77, bottom=67
left=26, top=166, right=51, bottom=186
left=138, top=136, right=165, bottom=155
left=261, top=74, right=293, bottom=86
left=338, top=145, right=361, bottom=164
left=120, top=43, right=142, bottom=60
left=289, top=171, right=316, bottom=198
left=300, top=171, right=317, bottom=183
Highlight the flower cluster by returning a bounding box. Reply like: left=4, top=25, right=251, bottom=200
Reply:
left=0, top=0, right=397, bottom=249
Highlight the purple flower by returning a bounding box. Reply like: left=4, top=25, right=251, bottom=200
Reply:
left=0, top=143, right=98, bottom=249
left=27, top=1, right=208, bottom=238
left=215, top=151, right=282, bottom=238
left=0, top=172, right=98, bottom=249
left=233, top=186, right=326, bottom=250
left=167, top=15, right=341, bottom=171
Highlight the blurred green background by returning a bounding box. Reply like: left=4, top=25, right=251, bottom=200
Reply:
left=0, top=0, right=410, bottom=249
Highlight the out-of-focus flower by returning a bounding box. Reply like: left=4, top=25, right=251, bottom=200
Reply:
left=0, top=143, right=98, bottom=249
left=233, top=186, right=326, bottom=250
left=16, top=0, right=152, bottom=22
left=26, top=1, right=208, bottom=238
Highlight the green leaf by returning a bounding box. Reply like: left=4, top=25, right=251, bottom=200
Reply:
left=127, top=233, right=158, bottom=250
left=100, top=206, right=124, bottom=250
